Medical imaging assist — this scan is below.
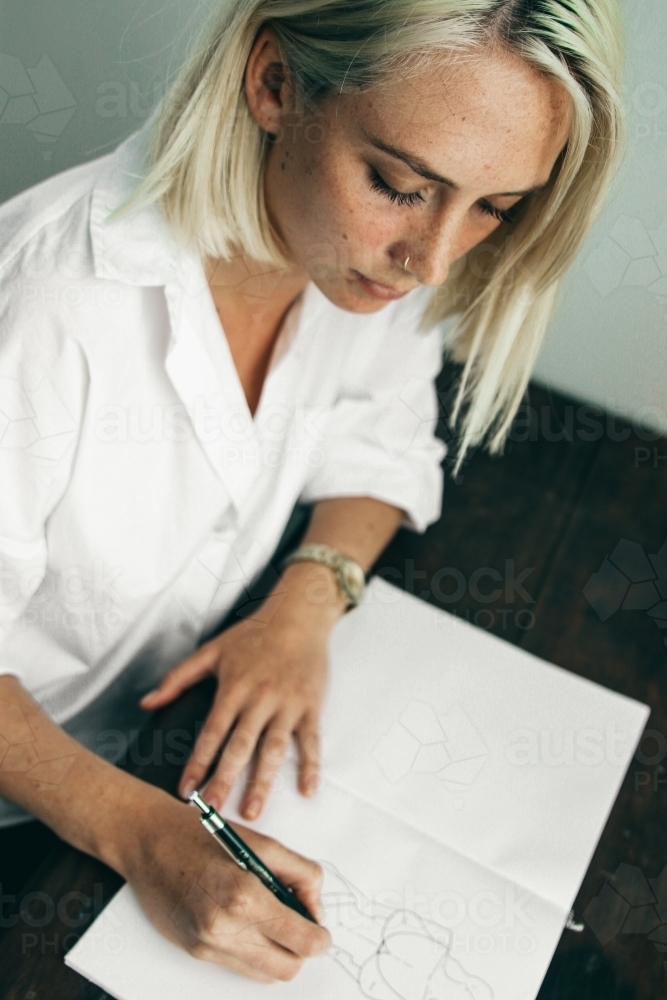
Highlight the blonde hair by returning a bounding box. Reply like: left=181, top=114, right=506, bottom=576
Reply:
left=128, top=0, right=626, bottom=471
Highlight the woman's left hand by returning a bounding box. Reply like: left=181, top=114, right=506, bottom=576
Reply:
left=139, top=562, right=345, bottom=822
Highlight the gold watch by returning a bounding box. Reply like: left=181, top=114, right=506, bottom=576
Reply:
left=282, top=543, right=366, bottom=610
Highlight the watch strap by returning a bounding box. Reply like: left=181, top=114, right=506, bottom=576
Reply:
left=282, top=543, right=366, bottom=609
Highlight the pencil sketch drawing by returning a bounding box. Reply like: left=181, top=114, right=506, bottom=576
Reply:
left=372, top=700, right=489, bottom=791
left=320, top=863, right=494, bottom=999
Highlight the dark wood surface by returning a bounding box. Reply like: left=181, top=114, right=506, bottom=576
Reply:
left=1, top=365, right=665, bottom=998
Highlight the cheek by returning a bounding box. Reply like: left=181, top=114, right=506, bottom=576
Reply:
left=314, top=155, right=398, bottom=250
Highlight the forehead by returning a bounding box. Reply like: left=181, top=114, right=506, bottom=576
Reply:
left=336, top=46, right=573, bottom=191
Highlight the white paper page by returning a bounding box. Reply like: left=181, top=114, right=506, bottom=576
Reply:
left=322, top=579, right=650, bottom=910
left=66, top=579, right=649, bottom=1000
left=66, top=778, right=567, bottom=1000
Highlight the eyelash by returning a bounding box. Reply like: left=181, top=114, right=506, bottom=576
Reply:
left=480, top=201, right=520, bottom=225
left=368, top=166, right=520, bottom=224
left=369, top=166, right=425, bottom=207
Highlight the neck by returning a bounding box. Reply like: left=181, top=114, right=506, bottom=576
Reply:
left=204, top=250, right=310, bottom=330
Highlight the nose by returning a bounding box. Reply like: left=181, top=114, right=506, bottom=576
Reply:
left=401, top=203, right=466, bottom=287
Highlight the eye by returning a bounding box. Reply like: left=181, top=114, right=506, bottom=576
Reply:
left=478, top=199, right=521, bottom=225
left=368, top=166, right=425, bottom=207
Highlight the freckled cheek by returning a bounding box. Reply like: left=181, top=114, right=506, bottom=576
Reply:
left=301, top=183, right=374, bottom=252
left=298, top=155, right=399, bottom=256
left=332, top=188, right=401, bottom=254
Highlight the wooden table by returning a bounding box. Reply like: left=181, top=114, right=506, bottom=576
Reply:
left=1, top=364, right=665, bottom=999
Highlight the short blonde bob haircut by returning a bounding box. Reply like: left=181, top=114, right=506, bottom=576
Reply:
left=131, top=0, right=626, bottom=471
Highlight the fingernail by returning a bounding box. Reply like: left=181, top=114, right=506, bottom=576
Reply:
left=305, top=776, right=318, bottom=796
left=140, top=689, right=157, bottom=704
left=244, top=798, right=261, bottom=819
left=180, top=779, right=196, bottom=800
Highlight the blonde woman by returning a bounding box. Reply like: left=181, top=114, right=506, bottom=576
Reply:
left=0, top=0, right=624, bottom=983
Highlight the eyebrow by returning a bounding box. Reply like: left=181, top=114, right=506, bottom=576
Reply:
left=363, top=130, right=550, bottom=198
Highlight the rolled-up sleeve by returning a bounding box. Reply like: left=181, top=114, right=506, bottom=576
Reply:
left=298, top=287, right=446, bottom=533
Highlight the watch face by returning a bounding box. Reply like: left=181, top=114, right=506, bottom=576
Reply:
left=340, top=560, right=365, bottom=600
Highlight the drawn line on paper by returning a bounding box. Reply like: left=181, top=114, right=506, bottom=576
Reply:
left=319, top=862, right=494, bottom=999
left=372, top=700, right=489, bottom=792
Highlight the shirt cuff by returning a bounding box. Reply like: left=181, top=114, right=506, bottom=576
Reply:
left=298, top=444, right=446, bottom=535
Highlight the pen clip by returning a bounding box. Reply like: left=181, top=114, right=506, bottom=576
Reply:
left=201, top=816, right=248, bottom=870
left=188, top=790, right=248, bottom=871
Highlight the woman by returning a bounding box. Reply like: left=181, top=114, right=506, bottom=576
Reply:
left=0, top=0, right=624, bottom=983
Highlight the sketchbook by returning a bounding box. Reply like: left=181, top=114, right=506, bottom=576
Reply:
left=66, top=577, right=650, bottom=1000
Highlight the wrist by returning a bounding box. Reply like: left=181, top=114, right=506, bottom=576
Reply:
left=113, top=781, right=183, bottom=883
left=273, top=561, right=348, bottom=629
left=282, top=543, right=366, bottom=611
left=52, top=751, right=171, bottom=880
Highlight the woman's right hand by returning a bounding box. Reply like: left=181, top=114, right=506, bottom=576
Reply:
left=121, top=786, right=332, bottom=982
left=0, top=675, right=330, bottom=981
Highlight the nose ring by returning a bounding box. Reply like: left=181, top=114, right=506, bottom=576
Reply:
left=403, top=254, right=411, bottom=270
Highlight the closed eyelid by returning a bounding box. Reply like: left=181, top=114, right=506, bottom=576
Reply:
left=365, top=132, right=548, bottom=200
left=368, top=166, right=425, bottom=206
left=368, top=165, right=525, bottom=224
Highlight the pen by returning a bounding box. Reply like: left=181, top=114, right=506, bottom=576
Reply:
left=188, top=790, right=318, bottom=924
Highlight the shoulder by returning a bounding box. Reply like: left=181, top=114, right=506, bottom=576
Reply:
left=0, top=155, right=108, bottom=280
left=0, top=113, right=171, bottom=298
left=0, top=126, right=151, bottom=392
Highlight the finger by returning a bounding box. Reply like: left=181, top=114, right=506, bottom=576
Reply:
left=196, top=867, right=310, bottom=980
left=296, top=712, right=320, bottom=798
left=192, top=944, right=276, bottom=983
left=189, top=925, right=292, bottom=983
left=240, top=713, right=295, bottom=821
left=198, top=929, right=304, bottom=982
left=140, top=645, right=218, bottom=709
left=204, top=703, right=275, bottom=812
left=247, top=830, right=329, bottom=930
left=177, top=687, right=247, bottom=799
left=260, top=903, right=331, bottom=960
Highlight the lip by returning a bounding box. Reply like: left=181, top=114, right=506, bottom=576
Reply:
left=350, top=269, right=412, bottom=300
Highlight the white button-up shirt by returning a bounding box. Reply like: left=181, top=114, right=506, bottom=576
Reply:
left=0, top=121, right=446, bottom=826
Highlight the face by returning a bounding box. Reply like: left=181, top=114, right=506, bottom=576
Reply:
left=246, top=30, right=573, bottom=314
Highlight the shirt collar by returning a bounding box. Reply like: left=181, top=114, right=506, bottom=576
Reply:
left=89, top=111, right=185, bottom=287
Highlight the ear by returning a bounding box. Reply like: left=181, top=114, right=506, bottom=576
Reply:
left=244, top=25, right=294, bottom=136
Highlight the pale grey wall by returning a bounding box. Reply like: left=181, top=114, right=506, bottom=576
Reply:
left=0, top=0, right=208, bottom=199
left=1, top=0, right=665, bottom=432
